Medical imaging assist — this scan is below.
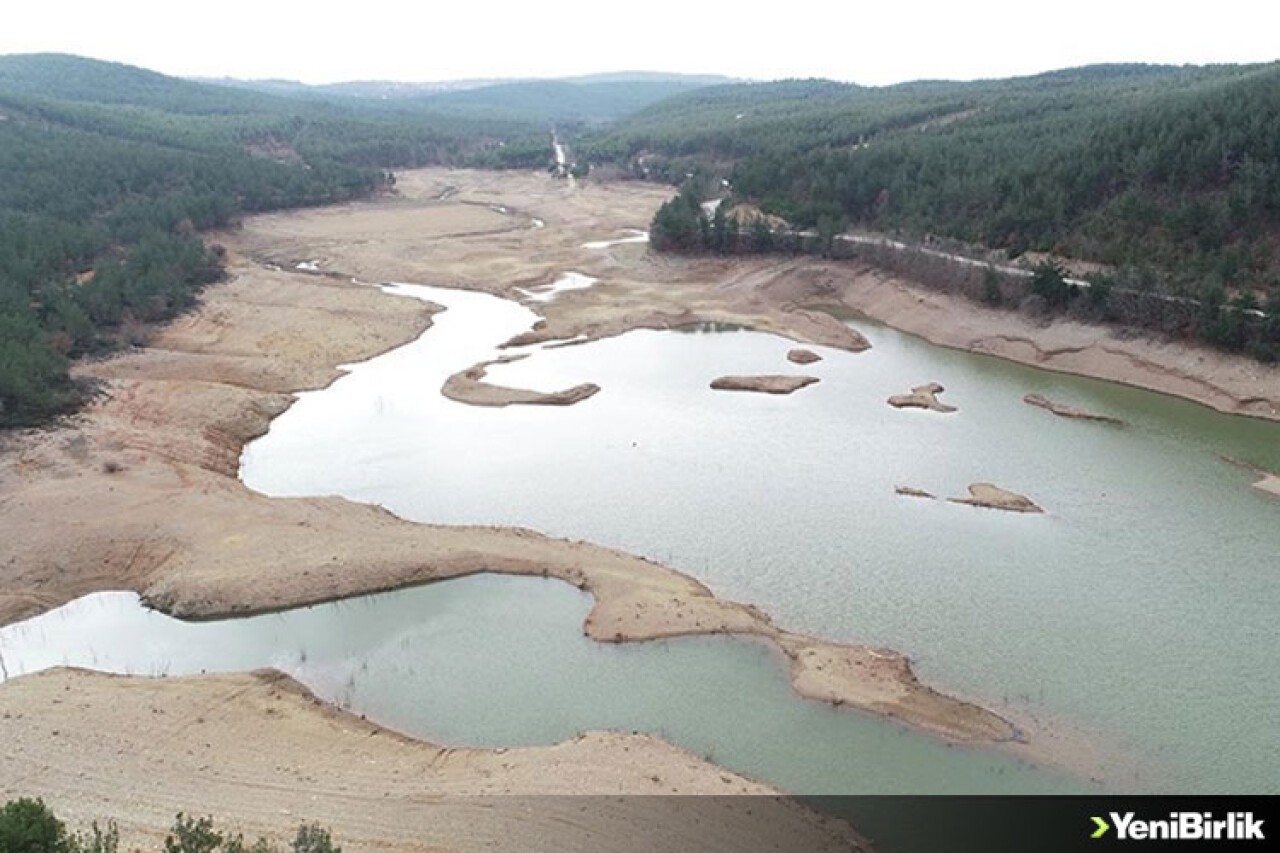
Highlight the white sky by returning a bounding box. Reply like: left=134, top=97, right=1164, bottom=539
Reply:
left=2, top=1, right=1278, bottom=85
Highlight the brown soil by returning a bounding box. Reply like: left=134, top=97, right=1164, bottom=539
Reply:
left=752, top=260, right=1279, bottom=421
left=0, top=668, right=867, bottom=853
left=895, top=486, right=935, bottom=499
left=0, top=170, right=1036, bottom=843
left=710, top=375, right=819, bottom=395
left=948, top=483, right=1044, bottom=513
left=787, top=348, right=823, bottom=364
left=442, top=354, right=601, bottom=407
left=1024, top=393, right=1126, bottom=425
left=887, top=382, right=956, bottom=413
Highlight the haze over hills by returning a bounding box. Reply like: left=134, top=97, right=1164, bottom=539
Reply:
left=200, top=70, right=737, bottom=99
left=197, top=70, right=737, bottom=123
left=0, top=53, right=552, bottom=425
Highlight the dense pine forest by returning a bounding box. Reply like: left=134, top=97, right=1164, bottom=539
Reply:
left=589, top=64, right=1280, bottom=359
left=0, top=55, right=550, bottom=427
left=5, top=55, right=1279, bottom=427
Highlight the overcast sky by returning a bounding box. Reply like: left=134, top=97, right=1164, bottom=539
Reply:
left=3, top=1, right=1277, bottom=85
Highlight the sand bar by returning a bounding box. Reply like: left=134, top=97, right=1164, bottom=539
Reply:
left=710, top=375, right=819, bottom=395
left=787, top=348, right=823, bottom=364
left=1024, top=393, right=1126, bottom=425
left=442, top=354, right=601, bottom=407
left=0, top=221, right=1017, bottom=751
left=948, top=483, right=1044, bottom=513
left=888, top=382, right=956, bottom=412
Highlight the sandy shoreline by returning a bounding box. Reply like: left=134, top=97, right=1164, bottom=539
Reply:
left=1024, top=393, right=1127, bottom=425
left=887, top=382, right=956, bottom=413
left=757, top=262, right=1280, bottom=422
left=0, top=170, right=1047, bottom=846
left=442, top=354, right=601, bottom=407
left=1218, top=454, right=1280, bottom=500
left=710, top=374, right=819, bottom=394
left=0, top=668, right=866, bottom=852
left=7, top=166, right=1265, bottom=835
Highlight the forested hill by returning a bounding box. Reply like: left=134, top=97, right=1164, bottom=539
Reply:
left=587, top=63, right=1280, bottom=358
left=405, top=79, right=729, bottom=123
left=0, top=54, right=548, bottom=427
left=204, top=72, right=735, bottom=124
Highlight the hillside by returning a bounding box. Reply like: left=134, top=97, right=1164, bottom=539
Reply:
left=0, top=54, right=547, bottom=426
left=205, top=72, right=731, bottom=124
left=589, top=64, right=1280, bottom=359
left=410, top=79, right=724, bottom=123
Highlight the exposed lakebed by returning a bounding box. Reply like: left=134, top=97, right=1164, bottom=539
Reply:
left=9, top=279, right=1278, bottom=794
left=243, top=282, right=1280, bottom=793
left=0, top=576, right=1075, bottom=794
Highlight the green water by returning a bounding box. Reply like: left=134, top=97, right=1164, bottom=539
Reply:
left=233, top=282, right=1276, bottom=793
left=0, top=577, right=1082, bottom=794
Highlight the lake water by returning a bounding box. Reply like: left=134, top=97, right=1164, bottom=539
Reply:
left=8, top=277, right=1275, bottom=798
left=0, top=577, right=1079, bottom=795
left=237, top=282, right=1280, bottom=794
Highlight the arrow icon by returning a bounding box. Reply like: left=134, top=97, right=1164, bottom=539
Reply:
left=1091, top=816, right=1111, bottom=839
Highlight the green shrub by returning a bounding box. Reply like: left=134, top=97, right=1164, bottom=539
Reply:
left=291, top=824, right=339, bottom=853
left=1, top=801, right=335, bottom=853
left=0, top=798, right=68, bottom=853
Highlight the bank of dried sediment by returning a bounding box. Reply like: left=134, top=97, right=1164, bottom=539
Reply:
left=4, top=170, right=1122, bottom=826
left=0, top=243, right=1018, bottom=756
left=751, top=259, right=1280, bottom=422
left=0, top=668, right=867, bottom=853
left=442, top=354, right=601, bottom=407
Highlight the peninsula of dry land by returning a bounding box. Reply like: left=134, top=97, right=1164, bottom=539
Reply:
left=5, top=167, right=1273, bottom=844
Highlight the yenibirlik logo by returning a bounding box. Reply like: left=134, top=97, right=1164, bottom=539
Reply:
left=1091, top=813, right=1265, bottom=841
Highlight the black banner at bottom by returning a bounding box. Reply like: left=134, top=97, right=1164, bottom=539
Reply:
left=807, top=796, right=1277, bottom=853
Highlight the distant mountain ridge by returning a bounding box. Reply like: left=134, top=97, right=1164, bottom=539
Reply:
left=0, top=52, right=553, bottom=426
left=194, top=70, right=738, bottom=123
left=197, top=71, right=738, bottom=100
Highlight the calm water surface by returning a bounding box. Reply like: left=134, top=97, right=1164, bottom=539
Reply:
left=239, top=283, right=1280, bottom=793
left=0, top=577, right=1079, bottom=794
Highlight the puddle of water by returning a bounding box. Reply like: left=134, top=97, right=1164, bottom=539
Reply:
left=519, top=272, right=599, bottom=303
left=582, top=230, right=649, bottom=249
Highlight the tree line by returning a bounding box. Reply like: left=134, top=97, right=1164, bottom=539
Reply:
left=0, top=55, right=549, bottom=427
left=602, top=64, right=1280, bottom=360
left=650, top=183, right=1280, bottom=359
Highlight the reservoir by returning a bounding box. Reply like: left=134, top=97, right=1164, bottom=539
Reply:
left=8, top=281, right=1272, bottom=795
left=238, top=282, right=1280, bottom=793
left=0, top=576, right=1078, bottom=795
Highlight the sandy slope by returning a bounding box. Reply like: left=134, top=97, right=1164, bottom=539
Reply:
left=3, top=167, right=1264, bottom=836
left=750, top=261, right=1280, bottom=421
left=0, top=168, right=1029, bottom=853
left=0, top=251, right=1010, bottom=745
left=0, top=668, right=866, bottom=852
